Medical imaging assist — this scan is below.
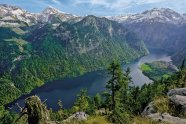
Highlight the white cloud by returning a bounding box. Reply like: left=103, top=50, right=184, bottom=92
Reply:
left=51, top=0, right=62, bottom=4
left=74, top=0, right=170, bottom=10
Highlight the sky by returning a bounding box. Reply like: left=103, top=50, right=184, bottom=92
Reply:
left=1, top=0, right=186, bottom=16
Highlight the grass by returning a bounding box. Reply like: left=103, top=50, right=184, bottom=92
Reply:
left=62, top=115, right=110, bottom=124
left=153, top=96, right=170, bottom=113
left=85, top=115, right=110, bottom=124
left=140, top=64, right=152, bottom=71
left=133, top=116, right=165, bottom=124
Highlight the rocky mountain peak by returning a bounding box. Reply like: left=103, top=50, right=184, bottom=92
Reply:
left=0, top=4, right=26, bottom=17
left=0, top=4, right=81, bottom=26
left=108, top=8, right=185, bottom=24
left=0, top=4, right=37, bottom=26
left=42, top=6, right=61, bottom=15
left=141, top=8, right=183, bottom=20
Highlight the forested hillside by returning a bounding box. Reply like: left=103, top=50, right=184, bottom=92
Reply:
left=0, top=15, right=148, bottom=106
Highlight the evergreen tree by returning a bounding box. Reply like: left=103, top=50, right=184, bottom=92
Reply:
left=74, top=89, right=89, bottom=112
left=94, top=93, right=102, bottom=110
left=106, top=61, right=122, bottom=110
left=106, top=61, right=132, bottom=123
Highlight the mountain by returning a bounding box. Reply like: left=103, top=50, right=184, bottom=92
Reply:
left=109, top=8, right=185, bottom=24
left=172, top=47, right=186, bottom=65
left=0, top=4, right=37, bottom=26
left=0, top=8, right=148, bottom=106
left=38, top=6, right=81, bottom=23
left=0, top=4, right=82, bottom=26
left=109, top=8, right=186, bottom=65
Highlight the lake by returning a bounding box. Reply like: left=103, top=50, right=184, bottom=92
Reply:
left=7, top=49, right=172, bottom=111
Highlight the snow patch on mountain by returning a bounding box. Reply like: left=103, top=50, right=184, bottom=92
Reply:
left=108, top=8, right=186, bottom=25
left=0, top=4, right=81, bottom=26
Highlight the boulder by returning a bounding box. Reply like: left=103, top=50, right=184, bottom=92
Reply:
left=143, top=88, right=186, bottom=124
left=147, top=113, right=186, bottom=124
left=167, top=88, right=186, bottom=97
left=168, top=88, right=186, bottom=112
left=142, top=102, right=157, bottom=116
left=63, top=112, right=88, bottom=122
left=170, top=95, right=186, bottom=106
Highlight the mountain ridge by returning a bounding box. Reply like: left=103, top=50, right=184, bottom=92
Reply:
left=108, top=8, right=186, bottom=24
left=0, top=4, right=81, bottom=26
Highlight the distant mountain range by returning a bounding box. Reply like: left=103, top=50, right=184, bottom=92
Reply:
left=108, top=8, right=186, bottom=24
left=0, top=4, right=81, bottom=26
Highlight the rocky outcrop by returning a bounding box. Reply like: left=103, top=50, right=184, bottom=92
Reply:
left=147, top=113, right=186, bottom=124
left=142, top=102, right=157, bottom=116
left=17, top=96, right=58, bottom=124
left=168, top=88, right=186, bottom=96
left=168, top=88, right=186, bottom=112
left=143, top=88, right=186, bottom=124
left=25, top=96, right=51, bottom=124
left=63, top=112, right=88, bottom=122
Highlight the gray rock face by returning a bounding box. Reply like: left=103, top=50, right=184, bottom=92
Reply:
left=168, top=88, right=186, bottom=112
left=142, top=102, right=157, bottom=116
left=168, top=88, right=186, bottom=96
left=170, top=95, right=186, bottom=106
left=63, top=112, right=88, bottom=122
left=143, top=88, right=186, bottom=124
left=147, top=113, right=186, bottom=124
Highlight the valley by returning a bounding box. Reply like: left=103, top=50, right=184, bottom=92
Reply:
left=7, top=49, right=172, bottom=111
left=0, top=3, right=186, bottom=124
left=0, top=5, right=148, bottom=107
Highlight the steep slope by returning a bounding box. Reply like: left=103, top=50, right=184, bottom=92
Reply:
left=109, top=8, right=186, bottom=64
left=172, top=47, right=186, bottom=65
left=0, top=15, right=148, bottom=106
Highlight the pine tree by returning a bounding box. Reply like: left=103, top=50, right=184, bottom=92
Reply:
left=106, top=61, right=132, bottom=123
left=94, top=93, right=101, bottom=110
left=106, top=61, right=122, bottom=110
left=74, top=89, right=89, bottom=112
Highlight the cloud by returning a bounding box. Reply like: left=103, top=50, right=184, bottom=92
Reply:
left=51, top=0, right=61, bottom=4
left=73, top=0, right=164, bottom=9
left=72, top=0, right=186, bottom=15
